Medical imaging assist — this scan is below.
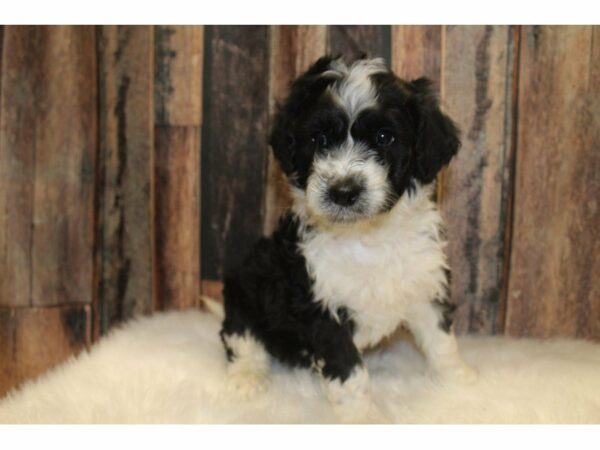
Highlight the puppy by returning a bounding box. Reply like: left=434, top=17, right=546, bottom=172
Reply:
left=219, top=55, right=477, bottom=422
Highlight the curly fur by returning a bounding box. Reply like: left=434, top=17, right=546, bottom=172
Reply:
left=220, top=55, right=469, bottom=422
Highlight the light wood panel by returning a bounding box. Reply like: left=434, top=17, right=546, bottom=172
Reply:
left=0, top=305, right=91, bottom=397
left=154, top=26, right=203, bottom=310
left=506, top=26, right=600, bottom=339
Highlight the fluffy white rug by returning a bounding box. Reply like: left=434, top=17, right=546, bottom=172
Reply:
left=1, top=310, right=599, bottom=424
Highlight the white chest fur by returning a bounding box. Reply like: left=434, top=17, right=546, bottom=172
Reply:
left=299, top=185, right=449, bottom=350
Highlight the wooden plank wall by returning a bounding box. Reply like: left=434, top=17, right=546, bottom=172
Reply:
left=1, top=25, right=599, bottom=397
left=0, top=26, right=96, bottom=395
left=505, top=26, right=600, bottom=338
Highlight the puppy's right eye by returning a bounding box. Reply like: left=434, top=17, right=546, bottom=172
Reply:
left=375, top=129, right=395, bottom=147
left=311, top=132, right=329, bottom=149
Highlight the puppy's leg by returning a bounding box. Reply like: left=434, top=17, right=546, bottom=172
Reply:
left=220, top=328, right=270, bottom=399
left=310, top=317, right=386, bottom=423
left=405, top=301, right=478, bottom=384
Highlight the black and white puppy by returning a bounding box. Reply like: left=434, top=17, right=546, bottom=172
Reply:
left=219, top=55, right=477, bottom=422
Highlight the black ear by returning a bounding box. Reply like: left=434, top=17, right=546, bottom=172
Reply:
left=269, top=55, right=342, bottom=178
left=408, top=78, right=460, bottom=184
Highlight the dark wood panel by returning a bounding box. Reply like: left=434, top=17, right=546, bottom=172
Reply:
left=328, top=26, right=391, bottom=62
left=0, top=25, right=3, bottom=88
left=0, top=26, right=39, bottom=306
left=155, top=127, right=201, bottom=310
left=440, top=26, right=516, bottom=334
left=30, top=26, right=97, bottom=307
left=506, top=26, right=600, bottom=339
left=201, top=26, right=270, bottom=280
left=0, top=305, right=91, bottom=397
left=96, top=26, right=154, bottom=334
left=263, top=26, right=327, bottom=235
left=391, top=26, right=442, bottom=85
left=154, top=26, right=203, bottom=310
left=0, top=26, right=97, bottom=308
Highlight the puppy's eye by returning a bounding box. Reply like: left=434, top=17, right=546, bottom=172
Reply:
left=311, top=132, right=329, bottom=149
left=285, top=133, right=295, bottom=147
left=375, top=130, right=395, bottom=147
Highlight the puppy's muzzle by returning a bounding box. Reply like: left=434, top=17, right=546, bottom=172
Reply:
left=327, top=178, right=364, bottom=207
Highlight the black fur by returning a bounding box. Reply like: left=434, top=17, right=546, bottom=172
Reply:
left=407, top=77, right=461, bottom=184
left=270, top=56, right=461, bottom=198
left=222, top=55, right=461, bottom=385
left=269, top=56, right=343, bottom=187
left=221, top=214, right=362, bottom=382
left=434, top=268, right=457, bottom=333
left=435, top=299, right=458, bottom=334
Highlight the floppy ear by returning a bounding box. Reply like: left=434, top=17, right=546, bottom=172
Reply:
left=269, top=55, right=343, bottom=179
left=408, top=78, right=461, bottom=184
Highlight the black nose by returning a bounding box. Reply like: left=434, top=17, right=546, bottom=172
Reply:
left=328, top=180, right=363, bottom=207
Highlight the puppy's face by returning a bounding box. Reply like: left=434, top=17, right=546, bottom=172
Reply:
left=270, top=56, right=460, bottom=225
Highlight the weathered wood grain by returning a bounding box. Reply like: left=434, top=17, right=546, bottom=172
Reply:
left=263, top=26, right=327, bottom=236
left=155, top=26, right=203, bottom=126
left=201, top=26, right=270, bottom=281
left=391, top=26, right=442, bottom=85
left=0, top=25, right=3, bottom=86
left=506, top=26, right=600, bottom=339
left=0, top=26, right=38, bottom=307
left=31, top=27, right=97, bottom=307
left=96, top=26, right=154, bottom=334
left=0, top=26, right=97, bottom=308
left=0, top=305, right=91, bottom=397
left=155, top=127, right=201, bottom=310
left=154, top=26, right=203, bottom=310
left=328, top=26, right=391, bottom=62
left=440, top=26, right=516, bottom=334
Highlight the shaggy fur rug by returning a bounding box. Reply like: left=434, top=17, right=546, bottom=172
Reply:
left=1, top=310, right=599, bottom=424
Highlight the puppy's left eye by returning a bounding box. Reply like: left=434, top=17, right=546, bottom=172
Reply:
left=311, top=132, right=329, bottom=149
left=375, top=130, right=395, bottom=147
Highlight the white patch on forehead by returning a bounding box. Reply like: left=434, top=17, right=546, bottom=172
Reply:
left=327, top=58, right=387, bottom=120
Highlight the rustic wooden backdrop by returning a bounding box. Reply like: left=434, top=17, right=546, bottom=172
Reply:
left=0, top=25, right=598, bottom=397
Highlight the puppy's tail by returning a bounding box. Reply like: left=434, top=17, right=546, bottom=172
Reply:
left=201, top=295, right=225, bottom=320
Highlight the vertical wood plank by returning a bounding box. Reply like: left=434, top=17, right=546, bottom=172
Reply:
left=506, top=26, right=600, bottom=339
left=31, top=27, right=97, bottom=307
left=391, top=26, right=442, bottom=85
left=154, top=126, right=201, bottom=310
left=328, top=26, right=391, bottom=62
left=0, top=305, right=91, bottom=397
left=263, top=25, right=327, bottom=236
left=0, top=26, right=38, bottom=306
left=0, top=25, right=3, bottom=91
left=154, top=26, right=203, bottom=310
left=96, top=26, right=154, bottom=333
left=0, top=26, right=97, bottom=308
left=440, top=26, right=516, bottom=334
left=201, top=26, right=270, bottom=281
left=155, top=26, right=203, bottom=127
